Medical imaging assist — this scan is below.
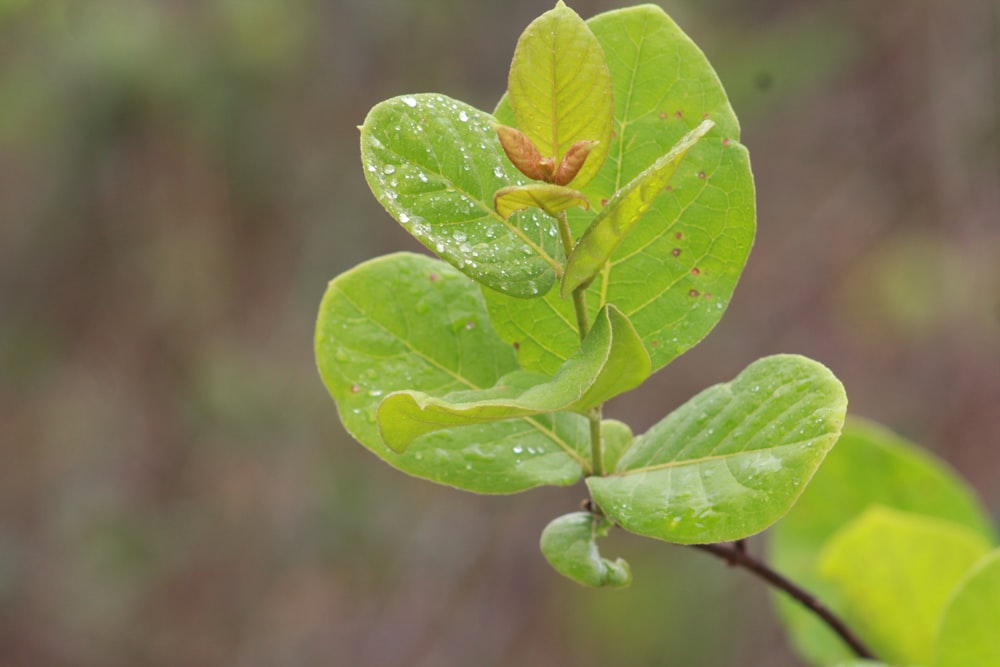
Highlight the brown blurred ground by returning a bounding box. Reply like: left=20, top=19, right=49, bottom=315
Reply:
left=0, top=1, right=997, bottom=665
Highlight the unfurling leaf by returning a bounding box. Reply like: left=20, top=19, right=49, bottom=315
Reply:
left=494, top=184, right=589, bottom=219
left=494, top=122, right=554, bottom=182
left=540, top=512, right=631, bottom=587
left=552, top=139, right=599, bottom=186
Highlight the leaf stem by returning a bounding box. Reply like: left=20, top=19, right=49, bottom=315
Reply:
left=588, top=406, right=604, bottom=478
left=554, top=210, right=603, bottom=479
left=691, top=541, right=878, bottom=661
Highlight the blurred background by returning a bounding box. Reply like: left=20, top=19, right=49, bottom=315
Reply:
left=1, top=0, right=997, bottom=665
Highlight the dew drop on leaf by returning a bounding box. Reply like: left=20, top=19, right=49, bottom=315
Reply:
left=493, top=166, right=504, bottom=178
left=383, top=164, right=396, bottom=175
left=402, top=95, right=417, bottom=108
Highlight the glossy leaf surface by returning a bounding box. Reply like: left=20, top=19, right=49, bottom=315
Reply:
left=587, top=355, right=846, bottom=544
left=361, top=94, right=561, bottom=298
left=562, top=119, right=713, bottom=297
left=376, top=304, right=650, bottom=452
left=934, top=550, right=1000, bottom=667
left=770, top=418, right=997, bottom=665
left=540, top=512, right=631, bottom=588
left=487, top=5, right=755, bottom=375
left=315, top=253, right=589, bottom=493
left=508, top=0, right=613, bottom=189
left=817, top=507, right=991, bottom=666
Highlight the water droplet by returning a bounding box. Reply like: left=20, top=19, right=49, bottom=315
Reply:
left=465, top=320, right=475, bottom=330
left=369, top=388, right=383, bottom=397
left=367, top=165, right=376, bottom=173
left=493, top=166, right=504, bottom=178
left=513, top=445, right=524, bottom=454
left=458, top=110, right=469, bottom=122
left=399, top=213, right=410, bottom=223
left=418, top=172, right=429, bottom=183
left=435, top=242, right=445, bottom=252
left=402, top=96, right=417, bottom=107
left=453, top=231, right=467, bottom=243
left=383, top=164, right=396, bottom=175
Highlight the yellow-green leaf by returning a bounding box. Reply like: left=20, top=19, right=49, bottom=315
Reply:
left=494, top=183, right=589, bottom=219
left=507, top=0, right=613, bottom=189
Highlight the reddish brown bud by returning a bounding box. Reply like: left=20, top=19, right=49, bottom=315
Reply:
left=552, top=139, right=599, bottom=186
left=493, top=123, right=554, bottom=182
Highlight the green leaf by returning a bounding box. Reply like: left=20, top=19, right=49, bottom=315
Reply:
left=315, top=252, right=590, bottom=493
left=508, top=0, right=613, bottom=190
left=487, top=5, right=755, bottom=375
left=600, top=418, right=633, bottom=475
left=376, top=304, right=650, bottom=453
left=587, top=355, right=846, bottom=544
left=561, top=119, right=713, bottom=297
left=770, top=417, right=997, bottom=666
left=934, top=549, right=1000, bottom=667
left=540, top=511, right=631, bottom=588
left=361, top=94, right=563, bottom=299
left=494, top=183, right=589, bottom=219
left=817, top=507, right=991, bottom=666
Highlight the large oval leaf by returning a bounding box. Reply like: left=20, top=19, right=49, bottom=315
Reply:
left=508, top=0, right=613, bottom=189
left=315, top=252, right=589, bottom=493
left=587, top=355, right=847, bottom=544
left=817, top=507, right=991, bottom=665
left=486, top=4, right=755, bottom=375
left=377, top=304, right=649, bottom=453
left=361, top=94, right=562, bottom=298
left=769, top=418, right=997, bottom=666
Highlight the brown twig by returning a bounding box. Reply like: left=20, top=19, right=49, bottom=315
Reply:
left=691, top=541, right=878, bottom=660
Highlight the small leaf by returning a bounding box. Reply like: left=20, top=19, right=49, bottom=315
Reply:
left=494, top=123, right=553, bottom=181
left=508, top=0, right=613, bottom=189
left=552, top=139, right=599, bottom=186
left=494, top=183, right=589, bottom=219
left=540, top=511, right=631, bottom=588
left=587, top=355, right=847, bottom=544
left=376, top=304, right=650, bottom=453
left=561, top=119, right=713, bottom=297
left=770, top=417, right=997, bottom=666
left=934, top=549, right=1000, bottom=667
left=817, top=507, right=991, bottom=665
left=315, top=252, right=590, bottom=494
left=361, top=94, right=562, bottom=298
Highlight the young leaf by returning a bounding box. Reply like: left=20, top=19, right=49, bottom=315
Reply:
left=934, top=550, right=1000, bottom=667
left=376, top=304, right=650, bottom=452
left=508, top=0, right=613, bottom=190
left=817, top=507, right=991, bottom=666
left=487, top=5, right=754, bottom=375
left=561, top=119, right=713, bottom=297
left=315, top=252, right=590, bottom=493
left=540, top=512, right=631, bottom=588
left=361, top=94, right=562, bottom=299
left=494, top=183, right=589, bottom=219
left=587, top=355, right=847, bottom=544
left=770, top=418, right=997, bottom=666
